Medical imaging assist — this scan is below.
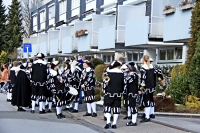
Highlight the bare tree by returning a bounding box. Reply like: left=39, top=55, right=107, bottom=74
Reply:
left=20, top=0, right=43, bottom=38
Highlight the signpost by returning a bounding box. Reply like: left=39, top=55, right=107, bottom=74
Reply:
left=23, top=43, right=32, bottom=61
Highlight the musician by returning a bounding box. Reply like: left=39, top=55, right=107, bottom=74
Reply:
left=69, top=60, right=83, bottom=113
left=12, top=63, right=31, bottom=111
left=62, top=60, right=73, bottom=111
left=31, top=53, right=48, bottom=114
left=46, top=62, right=53, bottom=112
left=140, top=55, right=163, bottom=123
left=124, top=62, right=140, bottom=126
left=48, top=61, right=69, bottom=119
left=9, top=61, right=20, bottom=103
left=81, top=61, right=97, bottom=117
left=103, top=60, right=125, bottom=129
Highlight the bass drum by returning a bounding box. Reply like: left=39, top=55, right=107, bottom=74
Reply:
left=65, top=87, right=78, bottom=105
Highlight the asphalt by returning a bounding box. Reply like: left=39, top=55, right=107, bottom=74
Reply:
left=0, top=93, right=200, bottom=133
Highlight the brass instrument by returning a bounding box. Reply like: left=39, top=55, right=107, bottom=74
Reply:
left=103, top=76, right=110, bottom=83
left=56, top=95, right=60, bottom=103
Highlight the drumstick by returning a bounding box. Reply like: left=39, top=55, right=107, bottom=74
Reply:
left=56, top=95, right=60, bottom=102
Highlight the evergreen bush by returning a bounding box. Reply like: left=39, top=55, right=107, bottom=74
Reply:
left=90, top=58, right=104, bottom=68
left=154, top=97, right=175, bottom=112
left=169, top=74, right=190, bottom=104
left=94, top=64, right=106, bottom=82
left=185, top=0, right=200, bottom=71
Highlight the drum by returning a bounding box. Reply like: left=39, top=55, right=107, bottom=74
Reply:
left=65, top=87, right=78, bottom=105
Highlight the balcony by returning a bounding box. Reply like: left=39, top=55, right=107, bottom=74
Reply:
left=48, top=30, right=60, bottom=56
left=123, top=0, right=147, bottom=5
left=179, top=3, right=194, bottom=10
left=60, top=26, right=74, bottom=53
left=100, top=0, right=117, bottom=15
left=38, top=33, right=48, bottom=56
left=164, top=6, right=192, bottom=42
left=125, top=16, right=149, bottom=46
left=117, top=5, right=146, bottom=43
left=30, top=36, right=38, bottom=58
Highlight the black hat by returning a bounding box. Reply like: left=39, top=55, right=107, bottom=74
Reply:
left=20, top=63, right=27, bottom=69
left=126, top=62, right=136, bottom=71
left=109, top=60, right=122, bottom=69
left=36, top=53, right=45, bottom=58
left=51, top=61, right=59, bottom=69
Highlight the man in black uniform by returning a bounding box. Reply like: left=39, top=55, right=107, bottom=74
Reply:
left=31, top=53, right=48, bottom=114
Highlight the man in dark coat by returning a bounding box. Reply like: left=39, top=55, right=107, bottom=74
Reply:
left=12, top=63, right=31, bottom=111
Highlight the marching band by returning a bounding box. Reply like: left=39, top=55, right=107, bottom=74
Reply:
left=0, top=53, right=164, bottom=129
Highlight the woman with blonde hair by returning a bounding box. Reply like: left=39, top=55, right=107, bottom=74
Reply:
left=139, top=55, right=163, bottom=123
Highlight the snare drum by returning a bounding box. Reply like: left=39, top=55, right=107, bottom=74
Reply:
left=65, top=87, right=78, bottom=105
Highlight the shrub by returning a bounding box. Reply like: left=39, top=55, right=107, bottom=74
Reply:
left=154, top=97, right=175, bottom=112
left=95, top=94, right=101, bottom=101
left=94, top=88, right=101, bottom=95
left=171, top=65, right=185, bottom=80
left=188, top=32, right=200, bottom=98
left=185, top=95, right=200, bottom=109
left=0, top=51, right=8, bottom=65
left=169, top=74, right=190, bottom=104
left=90, top=58, right=104, bottom=68
left=94, top=64, right=106, bottom=82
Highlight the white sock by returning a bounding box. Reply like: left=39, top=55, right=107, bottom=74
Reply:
left=32, top=101, right=36, bottom=110
left=128, top=106, right=131, bottom=117
left=39, top=102, right=43, bottom=111
left=59, top=106, right=62, bottom=114
left=48, top=102, right=52, bottom=110
left=86, top=103, right=92, bottom=114
left=36, top=99, right=39, bottom=105
left=66, top=105, right=70, bottom=108
left=70, top=104, right=73, bottom=108
left=113, top=114, right=119, bottom=125
left=10, top=93, right=12, bottom=100
left=150, top=107, right=155, bottom=115
left=145, top=107, right=151, bottom=119
left=106, top=113, right=111, bottom=124
left=104, top=113, right=106, bottom=117
left=56, top=107, right=61, bottom=115
left=132, top=113, right=137, bottom=123
left=42, top=102, right=45, bottom=110
left=74, top=103, right=78, bottom=110
left=7, top=93, right=9, bottom=99
left=45, top=100, right=48, bottom=106
left=91, top=102, right=96, bottom=113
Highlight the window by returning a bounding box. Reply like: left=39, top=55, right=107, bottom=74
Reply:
left=107, top=55, right=111, bottom=62
left=167, top=49, right=174, bottom=60
left=49, top=5, right=55, bottom=19
left=71, top=0, right=80, bottom=9
left=175, top=48, right=182, bottom=59
left=127, top=52, right=132, bottom=61
left=59, top=0, right=67, bottom=15
left=112, top=55, right=115, bottom=61
left=139, top=52, right=143, bottom=60
left=40, top=10, right=46, bottom=23
left=160, top=50, right=166, bottom=60
left=33, top=15, right=37, bottom=26
left=103, top=55, right=106, bottom=62
left=133, top=53, right=138, bottom=61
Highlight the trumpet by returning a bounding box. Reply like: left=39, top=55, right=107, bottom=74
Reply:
left=103, top=76, right=110, bottom=83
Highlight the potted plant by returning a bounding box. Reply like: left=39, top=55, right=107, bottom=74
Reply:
left=179, top=0, right=194, bottom=10
left=75, top=29, right=88, bottom=37
left=163, top=5, right=176, bottom=15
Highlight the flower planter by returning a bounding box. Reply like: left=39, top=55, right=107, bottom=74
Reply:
left=179, top=3, right=194, bottom=10
left=75, top=29, right=88, bottom=37
left=163, top=8, right=176, bottom=15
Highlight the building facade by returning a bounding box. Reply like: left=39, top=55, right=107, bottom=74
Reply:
left=18, top=0, right=195, bottom=65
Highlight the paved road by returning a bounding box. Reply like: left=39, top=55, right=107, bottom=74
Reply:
left=1, top=93, right=199, bottom=133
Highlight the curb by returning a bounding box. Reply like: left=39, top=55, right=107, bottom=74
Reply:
left=96, top=103, right=200, bottom=118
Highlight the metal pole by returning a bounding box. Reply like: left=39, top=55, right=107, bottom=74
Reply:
left=27, top=47, right=29, bottom=62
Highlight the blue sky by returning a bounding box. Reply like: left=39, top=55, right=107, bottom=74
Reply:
left=3, top=0, right=12, bottom=13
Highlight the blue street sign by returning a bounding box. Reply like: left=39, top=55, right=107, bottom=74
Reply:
left=23, top=43, right=32, bottom=53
